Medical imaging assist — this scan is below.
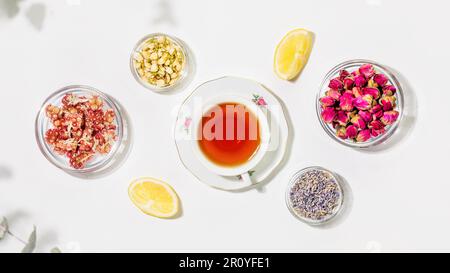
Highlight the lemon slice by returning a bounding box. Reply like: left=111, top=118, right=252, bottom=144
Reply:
left=274, top=28, right=314, bottom=80
left=128, top=177, right=180, bottom=218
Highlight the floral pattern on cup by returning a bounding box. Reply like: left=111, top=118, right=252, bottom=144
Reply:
left=237, top=170, right=255, bottom=180
left=252, top=94, right=267, bottom=107
left=183, top=117, right=192, bottom=134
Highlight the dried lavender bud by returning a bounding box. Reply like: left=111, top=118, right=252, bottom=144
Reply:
left=289, top=168, right=342, bottom=223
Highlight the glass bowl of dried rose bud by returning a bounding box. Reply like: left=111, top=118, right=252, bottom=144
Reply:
left=316, top=59, right=404, bottom=148
left=130, top=33, right=191, bottom=93
left=35, top=85, right=125, bottom=174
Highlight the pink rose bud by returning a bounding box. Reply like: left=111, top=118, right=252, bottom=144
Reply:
left=380, top=95, right=397, bottom=111
left=352, top=87, right=363, bottom=97
left=363, top=87, right=380, bottom=99
left=370, top=104, right=382, bottom=114
left=354, top=75, right=367, bottom=87
left=367, top=78, right=378, bottom=88
left=336, top=126, right=348, bottom=139
left=329, top=78, right=343, bottom=90
left=356, top=129, right=371, bottom=142
left=336, top=110, right=350, bottom=126
left=373, top=110, right=383, bottom=120
left=184, top=118, right=192, bottom=128
left=369, top=120, right=386, bottom=137
left=373, top=73, right=388, bottom=87
left=343, top=89, right=353, bottom=97
left=346, top=125, right=358, bottom=139
left=369, top=120, right=385, bottom=130
left=351, top=70, right=360, bottom=77
left=359, top=111, right=372, bottom=122
left=383, top=85, right=397, bottom=96
left=257, top=97, right=267, bottom=106
left=371, top=127, right=386, bottom=137
left=339, top=69, right=350, bottom=80
left=326, top=89, right=341, bottom=100
left=381, top=110, right=399, bottom=125
left=339, top=93, right=354, bottom=111
left=351, top=115, right=367, bottom=129
left=332, top=121, right=340, bottom=129
left=359, top=64, right=375, bottom=79
left=344, top=78, right=354, bottom=90
left=320, top=96, right=336, bottom=107
left=353, top=94, right=373, bottom=110
left=321, top=107, right=336, bottom=123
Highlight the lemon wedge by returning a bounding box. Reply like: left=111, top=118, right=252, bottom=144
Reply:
left=274, top=28, right=314, bottom=80
left=128, top=177, right=180, bottom=218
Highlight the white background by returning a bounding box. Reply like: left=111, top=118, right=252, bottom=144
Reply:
left=0, top=0, right=448, bottom=252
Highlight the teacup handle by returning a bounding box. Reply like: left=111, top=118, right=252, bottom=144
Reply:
left=240, top=172, right=255, bottom=186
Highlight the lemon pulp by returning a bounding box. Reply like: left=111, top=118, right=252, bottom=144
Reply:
left=128, top=177, right=179, bottom=218
left=274, top=28, right=314, bottom=80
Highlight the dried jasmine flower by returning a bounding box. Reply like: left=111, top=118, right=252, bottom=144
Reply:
left=132, top=34, right=186, bottom=88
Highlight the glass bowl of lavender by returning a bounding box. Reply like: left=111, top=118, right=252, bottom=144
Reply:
left=317, top=59, right=404, bottom=148
left=286, top=166, right=344, bottom=225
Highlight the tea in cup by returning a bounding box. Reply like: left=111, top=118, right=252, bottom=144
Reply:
left=191, top=95, right=270, bottom=184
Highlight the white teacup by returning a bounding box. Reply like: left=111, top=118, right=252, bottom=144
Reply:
left=191, top=95, right=270, bottom=185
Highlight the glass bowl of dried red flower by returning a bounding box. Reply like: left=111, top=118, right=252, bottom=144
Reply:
left=35, top=85, right=125, bottom=174
left=316, top=59, right=404, bottom=148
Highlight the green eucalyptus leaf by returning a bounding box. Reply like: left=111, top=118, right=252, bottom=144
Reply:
left=0, top=217, right=8, bottom=240
left=21, top=225, right=36, bottom=253
left=50, top=247, right=61, bottom=253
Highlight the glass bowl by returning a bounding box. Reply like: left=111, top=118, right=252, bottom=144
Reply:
left=285, top=166, right=344, bottom=226
left=35, top=85, right=126, bottom=174
left=130, top=33, right=192, bottom=93
left=316, top=59, right=404, bottom=148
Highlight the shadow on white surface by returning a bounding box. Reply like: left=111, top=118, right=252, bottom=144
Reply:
left=152, top=0, right=176, bottom=26
left=0, top=210, right=30, bottom=250
left=0, top=165, right=13, bottom=180
left=0, top=0, right=22, bottom=19
left=37, top=229, right=59, bottom=252
left=25, top=3, right=45, bottom=31
left=69, top=100, right=134, bottom=180
left=0, top=0, right=46, bottom=31
left=359, top=66, right=418, bottom=153
left=1, top=211, right=61, bottom=253
left=3, top=210, right=29, bottom=227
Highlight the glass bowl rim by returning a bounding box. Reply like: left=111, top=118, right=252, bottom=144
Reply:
left=316, top=59, right=404, bottom=148
left=129, top=33, right=190, bottom=93
left=285, top=166, right=344, bottom=226
left=35, top=85, right=124, bottom=173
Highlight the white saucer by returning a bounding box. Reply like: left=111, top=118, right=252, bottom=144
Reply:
left=174, top=76, right=289, bottom=191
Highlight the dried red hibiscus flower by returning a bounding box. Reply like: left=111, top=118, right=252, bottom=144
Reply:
left=319, top=64, right=399, bottom=142
left=45, top=93, right=117, bottom=169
